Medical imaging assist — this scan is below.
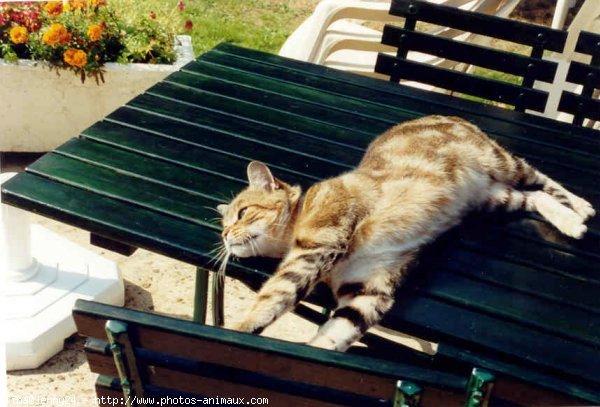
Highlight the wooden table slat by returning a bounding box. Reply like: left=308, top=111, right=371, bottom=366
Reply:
left=388, top=295, right=600, bottom=385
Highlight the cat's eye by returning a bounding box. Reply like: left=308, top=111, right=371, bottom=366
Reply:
left=237, top=207, right=248, bottom=219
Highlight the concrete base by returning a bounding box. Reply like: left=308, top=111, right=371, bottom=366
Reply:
left=5, top=225, right=124, bottom=371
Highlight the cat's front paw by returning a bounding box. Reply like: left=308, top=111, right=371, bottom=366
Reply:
left=234, top=320, right=264, bottom=335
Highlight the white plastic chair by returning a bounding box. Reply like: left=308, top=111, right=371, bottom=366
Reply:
left=533, top=0, right=600, bottom=128
left=280, top=0, right=521, bottom=79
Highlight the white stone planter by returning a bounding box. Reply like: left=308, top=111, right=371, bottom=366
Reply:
left=0, top=35, right=194, bottom=152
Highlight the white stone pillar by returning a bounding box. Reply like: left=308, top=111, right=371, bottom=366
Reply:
left=0, top=172, right=38, bottom=282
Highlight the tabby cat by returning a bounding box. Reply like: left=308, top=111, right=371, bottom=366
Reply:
left=217, top=115, right=594, bottom=351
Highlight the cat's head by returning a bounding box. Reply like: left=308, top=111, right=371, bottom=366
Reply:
left=218, top=161, right=302, bottom=258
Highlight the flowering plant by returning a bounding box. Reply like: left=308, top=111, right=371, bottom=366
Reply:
left=0, top=0, right=193, bottom=83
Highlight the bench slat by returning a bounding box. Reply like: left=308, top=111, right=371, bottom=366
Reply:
left=73, top=300, right=467, bottom=394
left=558, top=92, right=600, bottom=121
left=375, top=54, right=549, bottom=111
left=565, top=62, right=600, bottom=88
left=389, top=0, right=566, bottom=52
left=575, top=31, right=600, bottom=57
left=381, top=26, right=558, bottom=82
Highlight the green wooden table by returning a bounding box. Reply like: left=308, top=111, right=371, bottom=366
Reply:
left=2, top=44, right=599, bottom=404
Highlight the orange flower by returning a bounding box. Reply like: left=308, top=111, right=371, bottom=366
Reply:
left=90, top=0, right=106, bottom=7
left=87, top=24, right=102, bottom=41
left=44, top=2, right=63, bottom=17
left=70, top=0, right=86, bottom=10
left=63, top=48, right=87, bottom=68
left=42, top=23, right=71, bottom=46
left=9, top=26, right=28, bottom=44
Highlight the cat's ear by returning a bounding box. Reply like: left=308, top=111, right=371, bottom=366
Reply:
left=217, top=204, right=229, bottom=215
left=289, top=185, right=302, bottom=206
left=247, top=161, right=277, bottom=191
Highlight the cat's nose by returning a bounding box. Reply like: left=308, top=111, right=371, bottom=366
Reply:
left=221, top=229, right=229, bottom=240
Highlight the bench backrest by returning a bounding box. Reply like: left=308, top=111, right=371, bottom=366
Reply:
left=374, top=0, right=567, bottom=112
left=73, top=299, right=472, bottom=407
left=557, top=30, right=600, bottom=126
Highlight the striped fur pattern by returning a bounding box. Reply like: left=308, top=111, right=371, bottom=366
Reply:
left=218, top=115, right=595, bottom=351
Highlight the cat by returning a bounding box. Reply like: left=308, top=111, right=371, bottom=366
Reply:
left=217, top=115, right=595, bottom=352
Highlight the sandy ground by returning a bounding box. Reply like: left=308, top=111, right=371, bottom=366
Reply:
left=6, top=213, right=319, bottom=406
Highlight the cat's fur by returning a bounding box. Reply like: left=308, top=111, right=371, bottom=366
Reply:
left=218, top=115, right=594, bottom=351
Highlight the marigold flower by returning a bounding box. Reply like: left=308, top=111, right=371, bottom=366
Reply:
left=63, top=48, right=87, bottom=68
left=87, top=24, right=102, bottom=41
left=70, top=0, right=86, bottom=10
left=9, top=26, right=28, bottom=44
left=44, top=2, right=63, bottom=17
left=149, top=11, right=156, bottom=19
left=42, top=23, right=71, bottom=46
left=90, top=0, right=106, bottom=7
left=185, top=20, right=193, bottom=31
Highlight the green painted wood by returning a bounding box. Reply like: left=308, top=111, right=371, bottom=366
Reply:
left=558, top=92, right=600, bottom=122
left=207, top=43, right=600, bottom=141
left=28, top=152, right=222, bottom=229
left=161, top=71, right=391, bottom=135
left=73, top=299, right=468, bottom=391
left=389, top=0, right=566, bottom=52
left=566, top=62, right=600, bottom=88
left=574, top=30, right=600, bottom=57
left=464, top=368, right=494, bottom=407
left=376, top=54, right=549, bottom=112
left=143, top=82, right=378, bottom=148
left=452, top=219, right=600, bottom=283
left=193, top=267, right=209, bottom=324
left=381, top=26, right=558, bottom=82
left=179, top=61, right=408, bottom=125
left=418, top=270, right=600, bottom=347
left=196, top=50, right=600, bottom=178
left=0, top=173, right=270, bottom=281
left=59, top=135, right=247, bottom=195
left=440, top=249, right=600, bottom=315
left=386, top=295, right=600, bottom=386
left=435, top=343, right=600, bottom=404
left=106, top=106, right=364, bottom=167
left=90, top=234, right=137, bottom=256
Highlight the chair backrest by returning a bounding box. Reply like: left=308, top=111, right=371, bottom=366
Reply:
left=375, top=0, right=568, bottom=112
left=73, top=299, right=471, bottom=406
left=557, top=30, right=600, bottom=126
left=280, top=0, right=521, bottom=70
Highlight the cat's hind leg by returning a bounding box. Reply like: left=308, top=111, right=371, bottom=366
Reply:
left=482, top=140, right=594, bottom=221
left=485, top=182, right=587, bottom=239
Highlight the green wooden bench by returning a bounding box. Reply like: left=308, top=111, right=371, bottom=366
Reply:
left=2, top=0, right=599, bottom=405
left=74, top=299, right=480, bottom=407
